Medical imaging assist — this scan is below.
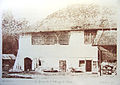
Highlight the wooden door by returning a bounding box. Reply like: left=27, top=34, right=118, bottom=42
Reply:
left=86, top=60, right=92, bottom=72
left=24, top=57, right=32, bottom=71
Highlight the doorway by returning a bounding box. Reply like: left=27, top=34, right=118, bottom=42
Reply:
left=59, top=60, right=66, bottom=72
left=86, top=60, right=92, bottom=72
left=24, top=57, right=32, bottom=71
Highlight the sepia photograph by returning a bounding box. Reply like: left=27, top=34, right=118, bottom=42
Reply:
left=0, top=0, right=120, bottom=85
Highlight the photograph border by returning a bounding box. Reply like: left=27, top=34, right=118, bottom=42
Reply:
left=0, top=5, right=2, bottom=79
left=0, top=0, right=120, bottom=84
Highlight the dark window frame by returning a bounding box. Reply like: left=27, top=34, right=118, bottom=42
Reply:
left=79, top=60, right=85, bottom=67
left=84, top=30, right=97, bottom=44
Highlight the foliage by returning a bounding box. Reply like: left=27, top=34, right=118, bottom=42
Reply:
left=2, top=11, right=29, bottom=55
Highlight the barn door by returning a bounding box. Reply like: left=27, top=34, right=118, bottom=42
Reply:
left=59, top=60, right=66, bottom=72
left=24, top=57, right=32, bottom=71
left=86, top=60, right=92, bottom=72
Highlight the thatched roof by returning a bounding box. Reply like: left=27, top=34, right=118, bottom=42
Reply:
left=23, top=4, right=117, bottom=33
left=93, top=30, right=117, bottom=46
left=2, top=54, right=16, bottom=60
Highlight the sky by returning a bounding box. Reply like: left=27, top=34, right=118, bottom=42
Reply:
left=0, top=0, right=119, bottom=24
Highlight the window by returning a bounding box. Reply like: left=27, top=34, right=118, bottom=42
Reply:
left=32, top=32, right=57, bottom=45
left=39, top=60, right=41, bottom=66
left=79, top=60, right=85, bottom=67
left=32, top=32, right=70, bottom=45
left=44, top=33, right=57, bottom=45
left=58, top=32, right=70, bottom=45
left=84, top=30, right=97, bottom=44
left=93, top=61, right=97, bottom=69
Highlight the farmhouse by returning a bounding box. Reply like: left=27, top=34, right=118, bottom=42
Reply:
left=13, top=4, right=117, bottom=74
left=13, top=29, right=99, bottom=73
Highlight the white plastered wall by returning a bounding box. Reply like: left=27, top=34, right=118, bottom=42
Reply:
left=13, top=31, right=98, bottom=72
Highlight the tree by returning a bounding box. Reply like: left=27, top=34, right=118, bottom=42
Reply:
left=2, top=11, right=29, bottom=56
